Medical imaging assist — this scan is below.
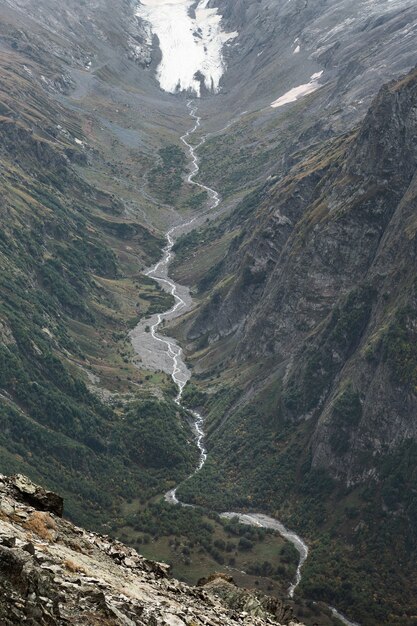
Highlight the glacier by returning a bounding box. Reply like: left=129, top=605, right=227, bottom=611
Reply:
left=136, top=0, right=238, bottom=96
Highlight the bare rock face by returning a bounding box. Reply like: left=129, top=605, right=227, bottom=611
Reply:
left=10, top=474, right=64, bottom=517
left=188, top=65, right=417, bottom=485
left=0, top=474, right=304, bottom=626
left=199, top=574, right=294, bottom=623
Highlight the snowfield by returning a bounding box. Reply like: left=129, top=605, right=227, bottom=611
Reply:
left=271, top=71, right=324, bottom=108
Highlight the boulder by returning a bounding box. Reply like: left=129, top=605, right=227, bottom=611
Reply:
left=11, top=475, right=63, bottom=517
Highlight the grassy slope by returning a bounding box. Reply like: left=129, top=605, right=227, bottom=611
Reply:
left=0, top=21, right=201, bottom=533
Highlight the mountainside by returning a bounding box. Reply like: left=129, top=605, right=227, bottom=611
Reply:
left=171, top=65, right=417, bottom=626
left=0, top=473, right=306, bottom=626
left=188, top=66, right=417, bottom=475
left=217, top=0, right=417, bottom=112
left=193, top=0, right=417, bottom=201
left=0, top=0, right=201, bottom=532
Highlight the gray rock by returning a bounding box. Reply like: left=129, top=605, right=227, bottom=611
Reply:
left=11, top=475, right=64, bottom=517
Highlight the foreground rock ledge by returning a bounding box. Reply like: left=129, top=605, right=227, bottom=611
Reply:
left=0, top=474, right=305, bottom=626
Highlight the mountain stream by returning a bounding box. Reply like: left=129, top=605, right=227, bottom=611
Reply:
left=130, top=102, right=359, bottom=626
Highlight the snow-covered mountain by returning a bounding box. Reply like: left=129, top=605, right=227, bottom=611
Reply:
left=136, top=0, right=417, bottom=127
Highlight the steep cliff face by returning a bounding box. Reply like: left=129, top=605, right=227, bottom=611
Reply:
left=188, top=66, right=417, bottom=484
left=0, top=474, right=305, bottom=626
left=310, top=123, right=417, bottom=484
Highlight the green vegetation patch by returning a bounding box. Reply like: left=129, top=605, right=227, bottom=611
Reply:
left=148, top=144, right=187, bottom=204
left=382, top=305, right=417, bottom=389
left=283, top=284, right=376, bottom=418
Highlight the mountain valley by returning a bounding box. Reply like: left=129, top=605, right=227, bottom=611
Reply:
left=0, top=0, right=417, bottom=624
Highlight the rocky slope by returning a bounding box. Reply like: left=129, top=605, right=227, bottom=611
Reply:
left=217, top=0, right=417, bottom=112
left=172, top=66, right=417, bottom=625
left=192, top=0, right=417, bottom=203
left=0, top=474, right=304, bottom=626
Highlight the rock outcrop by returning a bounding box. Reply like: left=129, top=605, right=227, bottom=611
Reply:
left=0, top=474, right=304, bottom=626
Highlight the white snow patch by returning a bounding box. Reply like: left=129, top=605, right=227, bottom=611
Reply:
left=136, top=0, right=238, bottom=96
left=271, top=71, right=323, bottom=108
